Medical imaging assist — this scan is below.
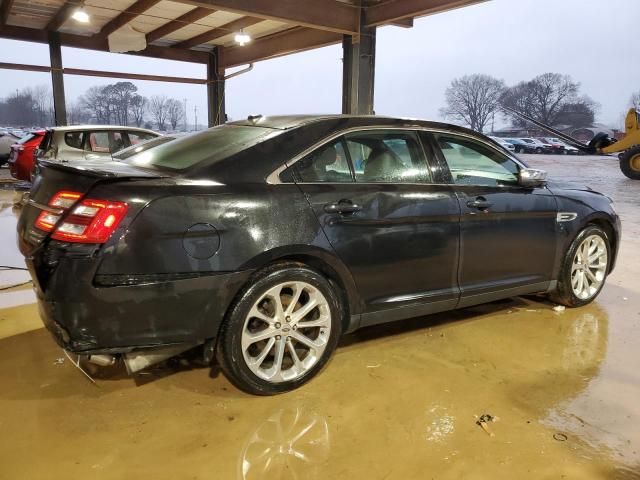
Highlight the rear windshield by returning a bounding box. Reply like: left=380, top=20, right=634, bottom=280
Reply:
left=113, top=135, right=175, bottom=161
left=121, top=125, right=277, bottom=172
left=17, top=133, right=40, bottom=144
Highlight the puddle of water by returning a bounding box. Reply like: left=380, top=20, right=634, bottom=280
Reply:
left=0, top=157, right=639, bottom=479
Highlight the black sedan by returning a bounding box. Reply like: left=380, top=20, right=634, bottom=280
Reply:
left=18, top=115, right=620, bottom=395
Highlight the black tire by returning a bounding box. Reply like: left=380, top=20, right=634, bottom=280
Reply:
left=548, top=225, right=611, bottom=307
left=216, top=262, right=343, bottom=395
left=535, top=147, right=543, bottom=154
left=516, top=146, right=523, bottom=154
left=619, top=145, right=640, bottom=180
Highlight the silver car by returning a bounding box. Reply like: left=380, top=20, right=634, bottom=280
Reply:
left=37, top=125, right=159, bottom=163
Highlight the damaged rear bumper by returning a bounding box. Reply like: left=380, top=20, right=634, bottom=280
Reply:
left=27, top=254, right=252, bottom=355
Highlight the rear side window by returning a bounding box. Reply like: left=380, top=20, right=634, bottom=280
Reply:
left=64, top=131, right=84, bottom=149
left=124, top=125, right=277, bottom=172
left=88, top=132, right=110, bottom=153
left=294, top=139, right=353, bottom=182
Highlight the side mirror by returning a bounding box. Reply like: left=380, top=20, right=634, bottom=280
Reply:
left=519, top=168, right=547, bottom=187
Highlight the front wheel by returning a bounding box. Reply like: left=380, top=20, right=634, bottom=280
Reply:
left=548, top=226, right=610, bottom=307
left=535, top=147, right=543, bottom=154
left=216, top=263, right=342, bottom=395
left=619, top=145, right=640, bottom=180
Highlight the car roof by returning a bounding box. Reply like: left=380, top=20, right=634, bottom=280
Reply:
left=228, top=114, right=470, bottom=131
left=48, top=125, right=158, bottom=134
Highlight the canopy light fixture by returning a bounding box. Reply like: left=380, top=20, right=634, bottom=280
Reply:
left=72, top=7, right=90, bottom=23
left=234, top=30, right=251, bottom=46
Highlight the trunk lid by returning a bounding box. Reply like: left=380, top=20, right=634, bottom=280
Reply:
left=18, top=160, right=168, bottom=255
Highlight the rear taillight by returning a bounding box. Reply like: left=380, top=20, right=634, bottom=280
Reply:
left=35, top=190, right=128, bottom=244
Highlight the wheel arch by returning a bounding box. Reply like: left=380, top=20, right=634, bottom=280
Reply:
left=234, top=245, right=361, bottom=333
left=585, top=216, right=618, bottom=273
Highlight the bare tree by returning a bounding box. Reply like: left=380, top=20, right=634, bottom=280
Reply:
left=66, top=100, right=90, bottom=125
left=440, top=74, right=505, bottom=132
left=30, top=85, right=53, bottom=126
left=501, top=73, right=581, bottom=126
left=149, top=95, right=169, bottom=131
left=130, top=95, right=147, bottom=127
left=80, top=86, right=112, bottom=124
left=104, top=82, right=138, bottom=125
left=166, top=98, right=184, bottom=130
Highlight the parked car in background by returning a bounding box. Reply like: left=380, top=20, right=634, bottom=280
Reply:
left=538, top=137, right=566, bottom=154
left=8, top=130, right=45, bottom=180
left=560, top=142, right=580, bottom=155
left=504, top=138, right=536, bottom=154
left=37, top=126, right=159, bottom=166
left=0, top=131, right=20, bottom=166
left=520, top=138, right=551, bottom=154
left=489, top=136, right=516, bottom=152
left=18, top=115, right=619, bottom=395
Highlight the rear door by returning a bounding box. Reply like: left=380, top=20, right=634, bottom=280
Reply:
left=430, top=132, right=558, bottom=306
left=288, top=129, right=461, bottom=325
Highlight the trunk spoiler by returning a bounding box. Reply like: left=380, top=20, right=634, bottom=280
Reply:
left=36, top=158, right=168, bottom=179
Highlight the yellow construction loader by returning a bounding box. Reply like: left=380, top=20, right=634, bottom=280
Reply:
left=601, top=108, right=640, bottom=179
left=503, top=107, right=640, bottom=180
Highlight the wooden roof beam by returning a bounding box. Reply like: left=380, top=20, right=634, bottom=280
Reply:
left=47, top=2, right=77, bottom=32
left=222, top=26, right=341, bottom=68
left=172, top=0, right=358, bottom=35
left=365, top=0, right=487, bottom=27
left=174, top=16, right=262, bottom=49
left=146, top=7, right=213, bottom=43
left=97, top=0, right=162, bottom=38
left=0, top=24, right=209, bottom=63
left=1, top=0, right=15, bottom=25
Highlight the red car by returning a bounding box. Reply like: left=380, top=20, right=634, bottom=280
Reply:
left=8, top=130, right=45, bottom=181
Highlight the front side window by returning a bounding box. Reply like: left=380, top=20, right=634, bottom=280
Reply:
left=345, top=130, right=430, bottom=183
left=294, top=139, right=353, bottom=183
left=128, top=131, right=156, bottom=145
left=436, top=134, right=520, bottom=186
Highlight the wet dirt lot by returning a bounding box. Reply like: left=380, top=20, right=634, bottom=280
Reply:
left=0, top=155, right=638, bottom=480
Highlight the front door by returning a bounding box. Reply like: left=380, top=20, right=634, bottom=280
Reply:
left=430, top=132, right=558, bottom=307
left=291, top=129, right=461, bottom=325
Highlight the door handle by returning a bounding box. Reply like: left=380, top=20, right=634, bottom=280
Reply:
left=466, top=197, right=492, bottom=210
left=324, top=201, right=362, bottom=214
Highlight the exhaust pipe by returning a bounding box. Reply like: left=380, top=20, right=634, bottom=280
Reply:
left=87, top=354, right=116, bottom=367
left=123, top=343, right=198, bottom=374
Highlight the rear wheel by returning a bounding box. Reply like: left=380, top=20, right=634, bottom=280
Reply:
left=619, top=145, right=640, bottom=180
left=216, top=263, right=342, bottom=395
left=549, top=225, right=610, bottom=307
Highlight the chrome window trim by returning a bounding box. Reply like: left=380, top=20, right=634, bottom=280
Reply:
left=266, top=125, right=526, bottom=185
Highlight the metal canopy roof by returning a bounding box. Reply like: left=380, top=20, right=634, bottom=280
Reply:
left=0, top=0, right=485, bottom=68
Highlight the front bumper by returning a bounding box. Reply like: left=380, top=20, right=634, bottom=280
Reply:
left=27, top=255, right=252, bottom=354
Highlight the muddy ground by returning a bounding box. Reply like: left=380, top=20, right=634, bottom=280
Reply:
left=0, top=155, right=638, bottom=479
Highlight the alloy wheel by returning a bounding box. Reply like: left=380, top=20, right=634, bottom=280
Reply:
left=571, top=234, right=608, bottom=300
left=241, top=281, right=332, bottom=383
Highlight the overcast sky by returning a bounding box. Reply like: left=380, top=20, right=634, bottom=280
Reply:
left=0, top=0, right=638, bottom=128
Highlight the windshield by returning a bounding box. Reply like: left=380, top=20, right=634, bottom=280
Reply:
left=122, top=125, right=277, bottom=172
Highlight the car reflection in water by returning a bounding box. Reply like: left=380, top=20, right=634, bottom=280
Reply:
left=239, top=407, right=330, bottom=480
